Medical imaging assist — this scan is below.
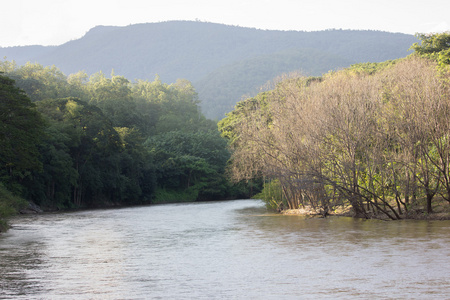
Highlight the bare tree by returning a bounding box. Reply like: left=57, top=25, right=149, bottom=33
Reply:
left=221, top=56, right=449, bottom=219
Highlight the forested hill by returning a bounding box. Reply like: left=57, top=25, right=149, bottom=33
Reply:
left=0, top=21, right=418, bottom=119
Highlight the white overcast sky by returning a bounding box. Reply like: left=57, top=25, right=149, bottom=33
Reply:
left=1, top=0, right=449, bottom=47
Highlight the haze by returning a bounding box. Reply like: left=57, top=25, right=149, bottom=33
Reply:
left=2, top=0, right=449, bottom=47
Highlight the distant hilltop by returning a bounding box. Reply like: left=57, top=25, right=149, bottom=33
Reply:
left=0, top=21, right=418, bottom=119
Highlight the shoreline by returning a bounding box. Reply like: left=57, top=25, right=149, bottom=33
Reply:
left=16, top=199, right=450, bottom=221
left=280, top=206, right=450, bottom=220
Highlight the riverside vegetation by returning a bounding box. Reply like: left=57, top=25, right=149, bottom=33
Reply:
left=0, top=65, right=255, bottom=231
left=1, top=32, right=450, bottom=230
left=0, top=21, right=417, bottom=119
left=218, top=32, right=450, bottom=220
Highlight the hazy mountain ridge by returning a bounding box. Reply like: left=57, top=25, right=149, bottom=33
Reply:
left=0, top=45, right=57, bottom=64
left=0, top=21, right=418, bottom=119
left=196, top=48, right=355, bottom=118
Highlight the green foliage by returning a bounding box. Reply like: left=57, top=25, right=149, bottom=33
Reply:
left=0, top=74, right=46, bottom=192
left=253, top=179, right=284, bottom=211
left=115, top=127, right=156, bottom=204
left=223, top=54, right=450, bottom=219
left=86, top=71, right=137, bottom=128
left=152, top=187, right=198, bottom=204
left=33, top=97, right=156, bottom=208
left=0, top=61, right=237, bottom=211
left=348, top=60, right=398, bottom=74
left=28, top=124, right=79, bottom=209
left=1, top=22, right=417, bottom=119
left=0, top=183, right=27, bottom=232
left=146, top=130, right=230, bottom=200
left=410, top=32, right=450, bottom=68
left=3, top=62, right=71, bottom=102
left=218, top=92, right=270, bottom=145
left=411, top=32, right=450, bottom=55
left=131, top=77, right=207, bottom=134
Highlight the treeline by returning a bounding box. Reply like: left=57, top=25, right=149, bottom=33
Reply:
left=219, top=33, right=450, bottom=220
left=0, top=62, right=251, bottom=222
left=0, top=21, right=417, bottom=120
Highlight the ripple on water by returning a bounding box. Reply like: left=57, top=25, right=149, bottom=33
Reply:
left=1, top=199, right=449, bottom=299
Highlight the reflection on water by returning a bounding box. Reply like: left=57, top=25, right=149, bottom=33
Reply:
left=1, top=200, right=449, bottom=299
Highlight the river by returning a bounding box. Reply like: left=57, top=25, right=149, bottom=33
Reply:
left=0, top=199, right=449, bottom=299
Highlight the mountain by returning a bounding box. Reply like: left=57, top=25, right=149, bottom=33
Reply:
left=0, top=45, right=57, bottom=64
left=0, top=21, right=418, bottom=119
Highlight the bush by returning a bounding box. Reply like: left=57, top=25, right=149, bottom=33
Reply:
left=253, top=179, right=284, bottom=211
left=152, top=187, right=199, bottom=204
left=0, top=184, right=27, bottom=232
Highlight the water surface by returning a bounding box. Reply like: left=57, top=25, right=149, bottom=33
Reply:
left=1, top=199, right=449, bottom=299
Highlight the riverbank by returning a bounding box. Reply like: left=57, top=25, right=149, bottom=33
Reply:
left=281, top=200, right=450, bottom=220
left=281, top=206, right=352, bottom=218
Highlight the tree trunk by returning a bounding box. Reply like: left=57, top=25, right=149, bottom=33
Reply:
left=426, top=193, right=433, bottom=214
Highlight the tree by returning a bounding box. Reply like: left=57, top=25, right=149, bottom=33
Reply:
left=0, top=74, right=46, bottom=192
left=115, top=127, right=156, bottom=204
left=221, top=56, right=449, bottom=219
left=23, top=123, right=78, bottom=209
left=411, top=32, right=450, bottom=68
left=0, top=63, right=237, bottom=208
left=0, top=183, right=27, bottom=232
left=36, top=98, right=123, bottom=207
left=4, top=63, right=71, bottom=102
left=87, top=71, right=137, bottom=128
left=146, top=130, right=230, bottom=201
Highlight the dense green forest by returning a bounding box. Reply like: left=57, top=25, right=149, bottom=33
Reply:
left=0, top=62, right=255, bottom=231
left=219, top=32, right=450, bottom=220
left=1, top=32, right=447, bottom=231
left=0, top=21, right=417, bottom=119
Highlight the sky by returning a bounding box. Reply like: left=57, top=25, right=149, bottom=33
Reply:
left=1, top=0, right=449, bottom=47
